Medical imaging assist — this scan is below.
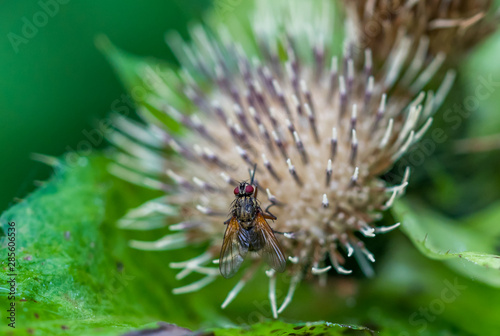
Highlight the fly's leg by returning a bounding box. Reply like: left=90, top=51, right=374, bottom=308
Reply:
left=261, top=207, right=295, bottom=237
left=264, top=203, right=275, bottom=214
left=272, top=228, right=296, bottom=237
left=265, top=198, right=287, bottom=213
left=262, top=211, right=277, bottom=220
left=263, top=206, right=277, bottom=220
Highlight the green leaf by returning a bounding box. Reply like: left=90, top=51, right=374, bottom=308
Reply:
left=392, top=199, right=500, bottom=287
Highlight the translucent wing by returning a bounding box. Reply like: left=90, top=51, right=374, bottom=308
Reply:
left=251, top=212, right=287, bottom=273
left=219, top=216, right=250, bottom=279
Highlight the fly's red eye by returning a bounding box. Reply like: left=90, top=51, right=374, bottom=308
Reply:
left=234, top=187, right=240, bottom=195
left=245, top=185, right=254, bottom=194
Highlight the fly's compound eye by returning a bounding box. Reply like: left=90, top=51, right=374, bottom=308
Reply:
left=245, top=185, right=254, bottom=194
left=234, top=186, right=240, bottom=195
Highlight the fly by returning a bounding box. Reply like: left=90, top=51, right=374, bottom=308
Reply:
left=219, top=165, right=287, bottom=278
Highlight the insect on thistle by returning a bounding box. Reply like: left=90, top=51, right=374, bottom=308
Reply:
left=219, top=165, right=287, bottom=279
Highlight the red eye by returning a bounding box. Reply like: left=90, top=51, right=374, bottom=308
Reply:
left=234, top=186, right=240, bottom=195
left=245, top=185, right=254, bottom=194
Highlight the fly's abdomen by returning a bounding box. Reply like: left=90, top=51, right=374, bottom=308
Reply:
left=248, top=228, right=265, bottom=251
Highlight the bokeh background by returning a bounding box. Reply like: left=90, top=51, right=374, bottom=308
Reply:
left=0, top=0, right=210, bottom=212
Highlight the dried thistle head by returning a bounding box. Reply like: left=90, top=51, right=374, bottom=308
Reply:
left=344, top=0, right=498, bottom=66
left=107, top=0, right=455, bottom=317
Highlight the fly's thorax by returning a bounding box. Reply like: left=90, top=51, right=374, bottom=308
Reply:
left=233, top=196, right=258, bottom=223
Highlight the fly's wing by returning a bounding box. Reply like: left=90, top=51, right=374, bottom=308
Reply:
left=219, top=217, right=250, bottom=279
left=252, top=212, right=287, bottom=273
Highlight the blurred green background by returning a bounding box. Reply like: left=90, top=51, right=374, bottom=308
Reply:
left=0, top=0, right=210, bottom=212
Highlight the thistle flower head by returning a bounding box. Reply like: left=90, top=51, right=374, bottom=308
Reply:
left=107, top=0, right=455, bottom=317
